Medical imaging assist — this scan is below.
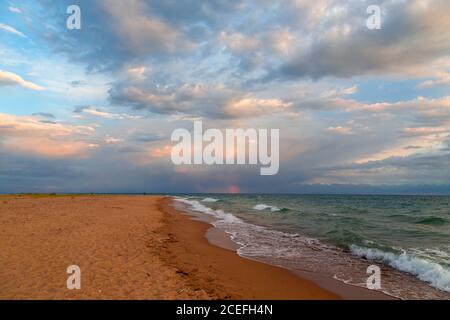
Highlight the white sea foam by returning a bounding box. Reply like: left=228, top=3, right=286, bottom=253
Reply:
left=350, top=245, right=450, bottom=292
left=202, top=197, right=220, bottom=202
left=174, top=197, right=312, bottom=257
left=174, top=197, right=242, bottom=223
left=253, top=204, right=281, bottom=212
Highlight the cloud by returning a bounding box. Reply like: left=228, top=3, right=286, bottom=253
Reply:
left=130, top=132, right=164, bottom=143
left=403, top=127, right=448, bottom=136
left=417, top=73, right=450, bottom=89
left=38, top=0, right=195, bottom=72
left=33, top=0, right=244, bottom=73
left=353, top=96, right=450, bottom=127
left=9, top=6, right=22, bottom=14
left=342, top=86, right=358, bottom=95
left=222, top=97, right=292, bottom=118
left=34, top=0, right=450, bottom=83
left=218, top=28, right=295, bottom=72
left=1, top=0, right=449, bottom=194
left=0, top=113, right=96, bottom=158
left=318, top=152, right=450, bottom=186
left=109, top=82, right=294, bottom=119
left=0, top=70, right=44, bottom=91
left=328, top=126, right=353, bottom=135
left=219, top=32, right=259, bottom=54
left=69, top=80, right=88, bottom=87
left=32, top=112, right=55, bottom=119
left=105, top=136, right=123, bottom=144
left=73, top=106, right=141, bottom=120
left=0, top=108, right=448, bottom=193
left=127, top=66, right=148, bottom=81
left=102, top=0, right=194, bottom=54
left=272, top=1, right=450, bottom=80
left=0, top=23, right=26, bottom=38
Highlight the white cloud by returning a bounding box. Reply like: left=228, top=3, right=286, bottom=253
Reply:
left=417, top=73, right=450, bottom=89
left=102, top=0, right=193, bottom=55
left=328, top=126, right=353, bottom=135
left=0, top=23, right=26, bottom=38
left=0, top=70, right=44, bottom=91
left=9, top=6, right=22, bottom=14
left=0, top=113, right=95, bottom=158
left=342, top=86, right=358, bottom=95
left=403, top=127, right=448, bottom=136
left=223, top=97, right=293, bottom=117
left=105, top=136, right=123, bottom=144
left=76, top=106, right=141, bottom=120
left=127, top=66, right=148, bottom=81
left=219, top=32, right=259, bottom=53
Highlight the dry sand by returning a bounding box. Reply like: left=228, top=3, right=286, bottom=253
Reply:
left=0, top=195, right=338, bottom=299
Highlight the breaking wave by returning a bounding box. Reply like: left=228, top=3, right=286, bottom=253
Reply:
left=253, top=204, right=281, bottom=212
left=202, top=197, right=221, bottom=203
left=350, top=245, right=450, bottom=292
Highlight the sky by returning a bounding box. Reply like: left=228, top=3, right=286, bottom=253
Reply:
left=0, top=0, right=449, bottom=194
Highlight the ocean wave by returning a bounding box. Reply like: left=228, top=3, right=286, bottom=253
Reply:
left=415, top=217, right=449, bottom=226
left=173, top=196, right=450, bottom=298
left=201, top=197, right=220, bottom=203
left=253, top=204, right=281, bottom=212
left=174, top=197, right=241, bottom=223
left=350, top=245, right=450, bottom=292
left=173, top=197, right=318, bottom=257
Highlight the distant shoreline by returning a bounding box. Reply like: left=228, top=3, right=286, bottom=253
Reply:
left=1, top=192, right=450, bottom=196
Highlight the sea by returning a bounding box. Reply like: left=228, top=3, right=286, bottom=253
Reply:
left=171, top=194, right=450, bottom=299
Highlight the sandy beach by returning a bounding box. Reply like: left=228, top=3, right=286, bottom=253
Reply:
left=0, top=194, right=345, bottom=300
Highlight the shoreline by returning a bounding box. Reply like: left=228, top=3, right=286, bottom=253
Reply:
left=157, top=197, right=339, bottom=299
left=164, top=197, right=396, bottom=300
left=0, top=194, right=393, bottom=299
